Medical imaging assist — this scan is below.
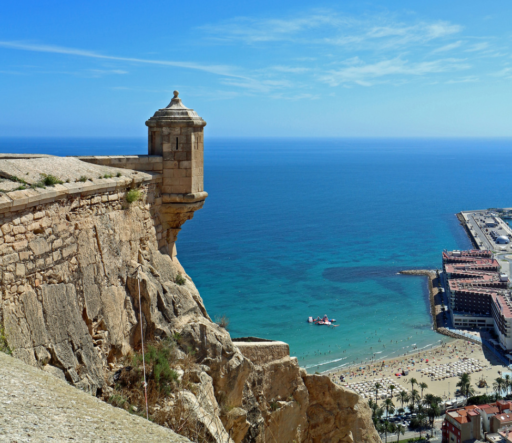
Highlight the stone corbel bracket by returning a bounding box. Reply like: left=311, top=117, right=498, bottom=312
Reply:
left=159, top=192, right=208, bottom=250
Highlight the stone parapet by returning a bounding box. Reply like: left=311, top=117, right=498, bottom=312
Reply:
left=76, top=155, right=163, bottom=173
left=232, top=337, right=290, bottom=365
left=0, top=156, right=158, bottom=214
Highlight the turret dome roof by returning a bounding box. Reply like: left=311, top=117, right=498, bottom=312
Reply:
left=146, top=91, right=206, bottom=127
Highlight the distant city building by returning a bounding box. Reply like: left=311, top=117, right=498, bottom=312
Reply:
left=491, top=295, right=512, bottom=351
left=444, top=249, right=512, bottom=350
left=443, top=249, right=512, bottom=341
left=486, top=218, right=499, bottom=228
left=492, top=411, right=512, bottom=433
left=442, top=405, right=482, bottom=442
left=443, top=250, right=504, bottom=330
left=442, top=402, right=512, bottom=442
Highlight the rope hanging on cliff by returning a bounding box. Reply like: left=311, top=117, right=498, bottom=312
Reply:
left=136, top=266, right=149, bottom=420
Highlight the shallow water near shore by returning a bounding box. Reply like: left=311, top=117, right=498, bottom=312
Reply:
left=3, top=136, right=512, bottom=373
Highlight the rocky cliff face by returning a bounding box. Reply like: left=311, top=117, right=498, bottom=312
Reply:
left=0, top=177, right=380, bottom=442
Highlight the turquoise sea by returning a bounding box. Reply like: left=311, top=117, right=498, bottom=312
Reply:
left=2, top=137, right=512, bottom=373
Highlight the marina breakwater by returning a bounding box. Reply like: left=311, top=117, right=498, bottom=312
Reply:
left=398, top=269, right=484, bottom=347
left=398, top=270, right=479, bottom=344
left=399, top=269, right=439, bottom=330
left=456, top=212, right=479, bottom=249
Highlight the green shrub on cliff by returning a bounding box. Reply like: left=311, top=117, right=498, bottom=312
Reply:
left=112, top=339, right=206, bottom=438
left=215, top=314, right=230, bottom=331
left=126, top=189, right=141, bottom=203
left=0, top=326, right=12, bottom=355
left=40, top=174, right=63, bottom=186
left=174, top=272, right=186, bottom=285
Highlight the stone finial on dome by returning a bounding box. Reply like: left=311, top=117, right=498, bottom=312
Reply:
left=146, top=90, right=206, bottom=127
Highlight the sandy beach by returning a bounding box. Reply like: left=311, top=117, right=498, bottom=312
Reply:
left=329, top=338, right=509, bottom=404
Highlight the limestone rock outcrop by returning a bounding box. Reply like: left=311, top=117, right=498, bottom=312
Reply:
left=304, top=375, right=381, bottom=443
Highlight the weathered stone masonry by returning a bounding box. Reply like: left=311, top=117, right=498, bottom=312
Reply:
left=0, top=176, right=171, bottom=390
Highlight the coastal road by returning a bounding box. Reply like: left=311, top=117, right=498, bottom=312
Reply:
left=387, top=429, right=441, bottom=442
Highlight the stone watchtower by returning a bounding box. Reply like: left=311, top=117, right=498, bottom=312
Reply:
left=146, top=91, right=208, bottom=257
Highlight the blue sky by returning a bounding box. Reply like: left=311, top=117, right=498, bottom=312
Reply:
left=1, top=0, right=512, bottom=137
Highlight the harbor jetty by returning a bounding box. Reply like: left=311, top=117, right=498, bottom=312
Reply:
left=399, top=269, right=440, bottom=331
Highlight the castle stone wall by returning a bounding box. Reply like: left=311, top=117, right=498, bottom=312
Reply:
left=76, top=155, right=163, bottom=174
left=0, top=180, right=180, bottom=393
left=233, top=340, right=290, bottom=365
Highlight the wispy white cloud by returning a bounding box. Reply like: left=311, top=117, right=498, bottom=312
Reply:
left=492, top=67, right=512, bottom=78
left=432, top=40, right=463, bottom=53
left=320, top=57, right=470, bottom=86
left=0, top=9, right=499, bottom=97
left=221, top=77, right=294, bottom=93
left=0, top=41, right=242, bottom=78
left=269, top=92, right=319, bottom=100
left=90, top=69, right=128, bottom=75
left=0, top=70, right=28, bottom=75
left=201, top=12, right=462, bottom=52
left=200, top=14, right=347, bottom=43
left=465, top=42, right=490, bottom=52
left=272, top=65, right=310, bottom=73
left=445, top=75, right=479, bottom=84
left=358, top=22, right=462, bottom=49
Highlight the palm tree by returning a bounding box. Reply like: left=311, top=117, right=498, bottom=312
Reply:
left=410, top=377, right=418, bottom=393
left=375, top=382, right=382, bottom=404
left=383, top=398, right=395, bottom=443
left=417, top=412, right=428, bottom=439
left=385, top=422, right=396, bottom=443
left=505, top=374, right=511, bottom=397
left=419, top=382, right=428, bottom=398
left=494, top=377, right=505, bottom=400
left=424, top=394, right=442, bottom=437
left=384, top=397, right=395, bottom=421
left=371, top=404, right=384, bottom=430
left=456, top=373, right=472, bottom=399
left=410, top=389, right=420, bottom=409
left=398, top=391, right=409, bottom=409
left=395, top=424, right=405, bottom=443
left=389, top=384, right=396, bottom=400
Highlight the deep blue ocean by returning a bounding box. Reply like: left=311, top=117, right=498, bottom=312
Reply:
left=2, top=136, right=512, bottom=373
